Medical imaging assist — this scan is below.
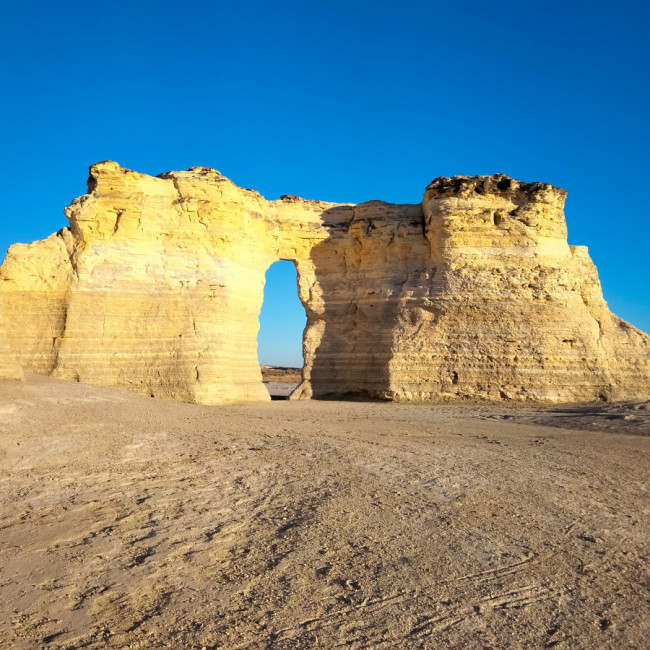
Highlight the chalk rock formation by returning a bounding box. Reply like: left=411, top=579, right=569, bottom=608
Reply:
left=0, top=229, right=74, bottom=375
left=0, top=298, right=23, bottom=380
left=0, top=162, right=648, bottom=403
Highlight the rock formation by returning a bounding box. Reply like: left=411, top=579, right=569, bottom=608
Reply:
left=0, top=162, right=648, bottom=403
left=0, top=299, right=23, bottom=380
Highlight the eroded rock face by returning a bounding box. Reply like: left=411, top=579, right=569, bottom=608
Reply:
left=0, top=162, right=647, bottom=403
left=0, top=298, right=23, bottom=380
left=0, top=229, right=74, bottom=375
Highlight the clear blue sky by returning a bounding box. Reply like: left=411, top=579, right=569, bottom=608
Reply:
left=1, top=0, right=648, bottom=368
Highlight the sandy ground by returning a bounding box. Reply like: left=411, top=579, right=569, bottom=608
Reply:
left=0, top=376, right=648, bottom=649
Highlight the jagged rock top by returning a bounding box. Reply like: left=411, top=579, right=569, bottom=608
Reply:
left=425, top=174, right=567, bottom=202
left=86, top=163, right=567, bottom=211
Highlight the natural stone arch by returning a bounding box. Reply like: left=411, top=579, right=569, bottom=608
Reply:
left=256, top=258, right=306, bottom=375
left=0, top=162, right=648, bottom=404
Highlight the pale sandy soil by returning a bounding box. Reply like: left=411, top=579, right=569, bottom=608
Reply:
left=0, top=375, right=648, bottom=649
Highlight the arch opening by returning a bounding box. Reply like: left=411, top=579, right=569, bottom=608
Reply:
left=257, top=260, right=306, bottom=400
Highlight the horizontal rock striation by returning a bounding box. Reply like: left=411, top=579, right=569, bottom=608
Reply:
left=0, top=162, right=647, bottom=403
left=0, top=297, right=23, bottom=380
left=0, top=229, right=74, bottom=375
left=394, top=175, right=649, bottom=402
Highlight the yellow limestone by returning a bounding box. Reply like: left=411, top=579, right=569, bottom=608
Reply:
left=0, top=162, right=648, bottom=403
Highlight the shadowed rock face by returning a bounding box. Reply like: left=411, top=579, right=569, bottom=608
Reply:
left=0, top=162, right=648, bottom=404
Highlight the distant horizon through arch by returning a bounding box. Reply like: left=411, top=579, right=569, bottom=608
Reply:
left=257, top=260, right=306, bottom=369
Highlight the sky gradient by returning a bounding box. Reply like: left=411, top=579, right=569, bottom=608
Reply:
left=1, top=0, right=648, bottom=367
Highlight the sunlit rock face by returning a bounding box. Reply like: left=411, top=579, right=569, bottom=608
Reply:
left=395, top=176, right=650, bottom=402
left=0, top=162, right=648, bottom=403
left=0, top=229, right=74, bottom=375
left=0, top=298, right=23, bottom=380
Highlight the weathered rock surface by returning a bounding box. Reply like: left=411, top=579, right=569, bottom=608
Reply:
left=0, top=162, right=647, bottom=403
left=0, top=229, right=74, bottom=375
left=0, top=298, right=23, bottom=380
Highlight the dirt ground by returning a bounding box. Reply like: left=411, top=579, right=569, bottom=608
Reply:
left=0, top=375, right=648, bottom=649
